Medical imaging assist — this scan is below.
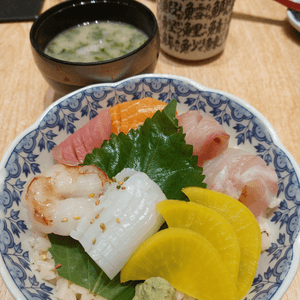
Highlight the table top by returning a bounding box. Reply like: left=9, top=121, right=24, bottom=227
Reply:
left=0, top=0, right=300, bottom=299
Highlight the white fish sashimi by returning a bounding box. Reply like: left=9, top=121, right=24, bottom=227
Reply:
left=70, top=168, right=166, bottom=279
left=177, top=110, right=230, bottom=167
left=203, top=148, right=278, bottom=218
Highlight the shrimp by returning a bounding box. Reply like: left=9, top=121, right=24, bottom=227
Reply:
left=21, top=164, right=109, bottom=236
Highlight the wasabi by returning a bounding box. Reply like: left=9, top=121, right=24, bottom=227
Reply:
left=133, top=277, right=176, bottom=300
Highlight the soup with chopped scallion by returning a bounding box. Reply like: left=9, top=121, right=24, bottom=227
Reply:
left=44, top=21, right=148, bottom=63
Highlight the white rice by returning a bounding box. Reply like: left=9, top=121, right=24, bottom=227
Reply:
left=28, top=231, right=107, bottom=300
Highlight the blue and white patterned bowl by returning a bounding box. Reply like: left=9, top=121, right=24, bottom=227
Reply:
left=1, top=74, right=300, bottom=300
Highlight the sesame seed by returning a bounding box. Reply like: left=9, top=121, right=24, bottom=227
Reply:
left=74, top=216, right=81, bottom=220
left=100, top=223, right=106, bottom=232
left=89, top=193, right=95, bottom=198
left=95, top=214, right=100, bottom=219
left=112, top=177, right=117, bottom=182
left=118, top=181, right=123, bottom=185
left=116, top=218, right=121, bottom=223
left=116, top=185, right=121, bottom=189
left=95, top=200, right=100, bottom=205
left=90, top=219, right=95, bottom=224
left=55, top=264, right=62, bottom=269
left=42, top=254, right=47, bottom=261
left=124, top=176, right=129, bottom=181
left=92, top=238, right=96, bottom=245
left=121, top=186, right=126, bottom=190
left=61, top=217, right=68, bottom=222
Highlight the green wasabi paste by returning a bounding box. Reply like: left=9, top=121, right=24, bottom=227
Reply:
left=133, top=277, right=176, bottom=300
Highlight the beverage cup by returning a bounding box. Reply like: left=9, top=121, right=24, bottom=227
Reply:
left=157, top=0, right=236, bottom=60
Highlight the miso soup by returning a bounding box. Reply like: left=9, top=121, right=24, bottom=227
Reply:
left=44, top=21, right=148, bottom=63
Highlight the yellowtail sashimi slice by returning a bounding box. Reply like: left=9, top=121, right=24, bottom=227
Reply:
left=182, top=187, right=261, bottom=299
left=156, top=200, right=240, bottom=284
left=121, top=227, right=238, bottom=300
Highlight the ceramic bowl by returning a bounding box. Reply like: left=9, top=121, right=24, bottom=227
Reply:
left=30, top=0, right=160, bottom=96
left=287, top=3, right=300, bottom=33
left=1, top=74, right=300, bottom=300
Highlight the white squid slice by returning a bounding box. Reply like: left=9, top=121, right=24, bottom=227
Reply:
left=70, top=168, right=166, bottom=279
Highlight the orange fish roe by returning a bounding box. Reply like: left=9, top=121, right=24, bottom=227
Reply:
left=109, top=97, right=167, bottom=134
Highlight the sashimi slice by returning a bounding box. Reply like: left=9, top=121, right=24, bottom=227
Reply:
left=203, top=148, right=278, bottom=218
left=70, top=168, right=166, bottom=280
left=71, top=130, right=89, bottom=164
left=110, top=97, right=167, bottom=134
left=52, top=109, right=111, bottom=165
left=177, top=110, right=230, bottom=166
left=52, top=139, right=78, bottom=166
left=80, top=122, right=95, bottom=153
left=87, top=108, right=111, bottom=144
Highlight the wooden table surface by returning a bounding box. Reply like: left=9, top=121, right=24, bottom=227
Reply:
left=0, top=0, right=300, bottom=299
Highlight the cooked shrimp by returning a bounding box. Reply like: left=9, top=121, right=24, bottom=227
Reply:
left=21, top=164, right=109, bottom=236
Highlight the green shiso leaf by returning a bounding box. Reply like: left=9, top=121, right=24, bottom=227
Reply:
left=48, top=234, right=136, bottom=300
left=83, top=99, right=206, bottom=199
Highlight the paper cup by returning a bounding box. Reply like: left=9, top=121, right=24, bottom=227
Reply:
left=157, top=0, right=235, bottom=60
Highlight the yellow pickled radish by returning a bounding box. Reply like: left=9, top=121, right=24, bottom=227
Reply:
left=182, top=187, right=262, bottom=299
left=121, top=227, right=238, bottom=300
left=156, top=200, right=240, bottom=284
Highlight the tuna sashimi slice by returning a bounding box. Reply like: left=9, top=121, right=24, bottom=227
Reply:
left=52, top=139, right=78, bottom=166
left=177, top=110, right=230, bottom=167
left=203, top=148, right=279, bottom=218
left=52, top=109, right=112, bottom=165
left=71, top=131, right=89, bottom=165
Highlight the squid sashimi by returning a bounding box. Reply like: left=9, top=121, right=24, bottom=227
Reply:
left=203, top=148, right=278, bottom=218
left=177, top=110, right=230, bottom=167
left=52, top=109, right=111, bottom=165
left=70, top=168, right=166, bottom=280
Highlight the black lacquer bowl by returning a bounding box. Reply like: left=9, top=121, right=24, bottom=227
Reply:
left=30, top=0, right=160, bottom=96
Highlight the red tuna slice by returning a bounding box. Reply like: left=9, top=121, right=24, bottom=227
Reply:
left=177, top=110, right=230, bottom=167
left=203, top=148, right=279, bottom=218
left=52, top=109, right=112, bottom=165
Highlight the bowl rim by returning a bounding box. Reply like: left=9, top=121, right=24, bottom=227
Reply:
left=30, top=0, right=159, bottom=66
left=1, top=73, right=300, bottom=300
left=287, top=8, right=300, bottom=32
